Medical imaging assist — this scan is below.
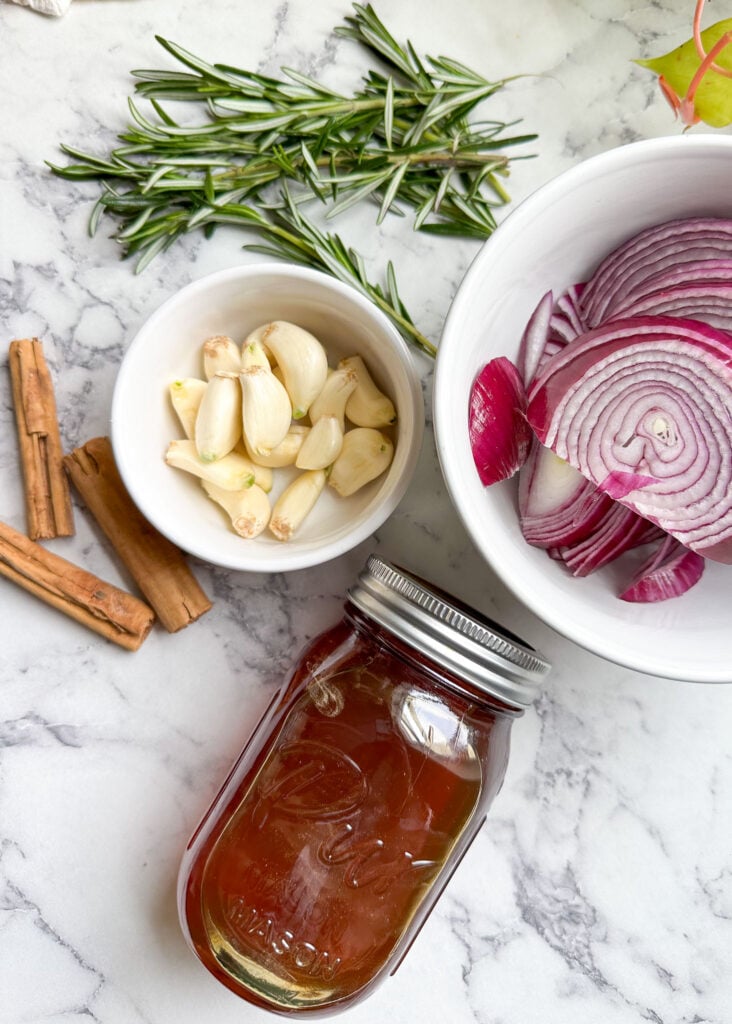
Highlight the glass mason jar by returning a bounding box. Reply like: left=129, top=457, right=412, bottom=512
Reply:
left=178, top=555, right=550, bottom=1016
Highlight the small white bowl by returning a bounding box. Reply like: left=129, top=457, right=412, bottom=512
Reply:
left=112, top=264, right=424, bottom=572
left=434, top=136, right=732, bottom=683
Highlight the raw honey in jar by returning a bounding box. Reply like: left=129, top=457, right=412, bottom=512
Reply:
left=178, top=555, right=550, bottom=1015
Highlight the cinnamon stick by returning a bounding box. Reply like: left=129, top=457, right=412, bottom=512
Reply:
left=64, top=437, right=212, bottom=632
left=8, top=338, right=74, bottom=540
left=0, top=518, right=154, bottom=651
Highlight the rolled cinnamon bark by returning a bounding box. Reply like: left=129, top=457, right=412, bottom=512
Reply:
left=64, top=437, right=212, bottom=632
left=0, top=518, right=154, bottom=650
left=8, top=338, right=75, bottom=540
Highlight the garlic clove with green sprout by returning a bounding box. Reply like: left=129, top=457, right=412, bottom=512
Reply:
left=269, top=469, right=326, bottom=541
left=232, top=442, right=274, bottom=492
left=165, top=440, right=256, bottom=490
left=194, top=371, right=241, bottom=463
left=246, top=321, right=328, bottom=419
left=339, top=355, right=397, bottom=428
left=170, top=377, right=207, bottom=440
left=202, top=480, right=271, bottom=538
left=240, top=339, right=271, bottom=372
left=328, top=427, right=394, bottom=496
left=295, top=415, right=343, bottom=470
left=203, top=335, right=242, bottom=379
left=239, top=365, right=292, bottom=457
left=308, top=367, right=358, bottom=430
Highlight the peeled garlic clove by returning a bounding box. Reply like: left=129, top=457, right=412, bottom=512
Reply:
left=247, top=321, right=328, bottom=419
left=308, top=367, right=358, bottom=430
left=166, top=440, right=256, bottom=491
left=241, top=339, right=271, bottom=372
left=340, top=355, right=397, bottom=428
left=269, top=469, right=326, bottom=541
left=243, top=425, right=309, bottom=468
left=170, top=378, right=207, bottom=440
left=232, top=442, right=274, bottom=492
left=328, top=427, right=394, bottom=497
left=295, top=415, right=343, bottom=470
left=202, top=481, right=271, bottom=538
left=203, top=335, right=241, bottom=379
left=194, top=371, right=241, bottom=462
left=239, top=365, right=292, bottom=457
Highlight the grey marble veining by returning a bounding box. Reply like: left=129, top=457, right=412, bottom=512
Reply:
left=1, top=1, right=732, bottom=1022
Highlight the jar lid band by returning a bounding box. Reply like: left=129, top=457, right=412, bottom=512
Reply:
left=347, top=555, right=550, bottom=709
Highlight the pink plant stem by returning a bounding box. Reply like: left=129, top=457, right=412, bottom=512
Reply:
left=681, top=28, right=732, bottom=123
left=693, top=0, right=732, bottom=78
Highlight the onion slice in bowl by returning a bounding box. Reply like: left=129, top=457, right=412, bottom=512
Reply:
left=526, top=315, right=732, bottom=564
left=619, top=535, right=705, bottom=602
left=552, top=503, right=664, bottom=577
left=606, top=279, right=732, bottom=332
left=518, top=441, right=616, bottom=548
left=469, top=357, right=531, bottom=486
left=579, top=217, right=732, bottom=327
left=517, top=291, right=553, bottom=386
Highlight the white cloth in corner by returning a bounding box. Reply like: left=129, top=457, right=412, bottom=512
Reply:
left=6, top=0, right=74, bottom=15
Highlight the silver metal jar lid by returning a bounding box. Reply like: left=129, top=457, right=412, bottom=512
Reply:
left=347, top=555, right=550, bottom=710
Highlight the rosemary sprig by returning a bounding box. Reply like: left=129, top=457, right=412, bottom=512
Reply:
left=49, top=3, right=536, bottom=355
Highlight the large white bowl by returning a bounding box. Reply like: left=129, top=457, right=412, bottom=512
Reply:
left=434, top=136, right=732, bottom=683
left=112, top=264, right=424, bottom=572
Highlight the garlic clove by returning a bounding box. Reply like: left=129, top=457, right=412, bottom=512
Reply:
left=240, top=339, right=271, bottom=372
left=308, top=367, right=358, bottom=430
left=269, top=469, right=326, bottom=541
left=170, top=378, right=207, bottom=440
left=202, top=480, right=271, bottom=538
left=340, top=355, right=397, bottom=428
left=243, top=424, right=310, bottom=468
left=194, top=371, right=241, bottom=462
left=246, top=321, right=328, bottom=419
left=295, top=415, right=343, bottom=470
left=328, top=427, right=394, bottom=496
left=232, top=442, right=274, bottom=492
left=203, top=335, right=242, bottom=379
left=166, top=440, right=255, bottom=491
left=239, top=365, right=292, bottom=457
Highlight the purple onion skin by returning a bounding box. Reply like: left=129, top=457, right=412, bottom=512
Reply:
left=469, top=357, right=532, bottom=487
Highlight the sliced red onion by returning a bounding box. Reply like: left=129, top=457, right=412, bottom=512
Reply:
left=526, top=315, right=732, bottom=564
left=603, top=258, right=732, bottom=312
left=551, top=285, right=587, bottom=341
left=469, top=357, right=532, bottom=486
left=552, top=503, right=664, bottom=577
left=619, top=535, right=705, bottom=602
left=580, top=218, right=732, bottom=326
left=608, top=280, right=732, bottom=332
left=518, top=441, right=616, bottom=548
left=590, top=249, right=732, bottom=325
left=517, top=291, right=553, bottom=385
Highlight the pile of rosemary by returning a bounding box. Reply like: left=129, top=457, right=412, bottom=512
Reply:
left=50, top=4, right=535, bottom=356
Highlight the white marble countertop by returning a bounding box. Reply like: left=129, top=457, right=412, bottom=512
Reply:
left=1, top=1, right=731, bottom=1022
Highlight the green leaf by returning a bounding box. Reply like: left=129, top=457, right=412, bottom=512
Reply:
left=636, top=18, right=732, bottom=127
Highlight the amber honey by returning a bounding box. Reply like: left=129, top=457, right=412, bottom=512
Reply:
left=178, top=557, right=548, bottom=1015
